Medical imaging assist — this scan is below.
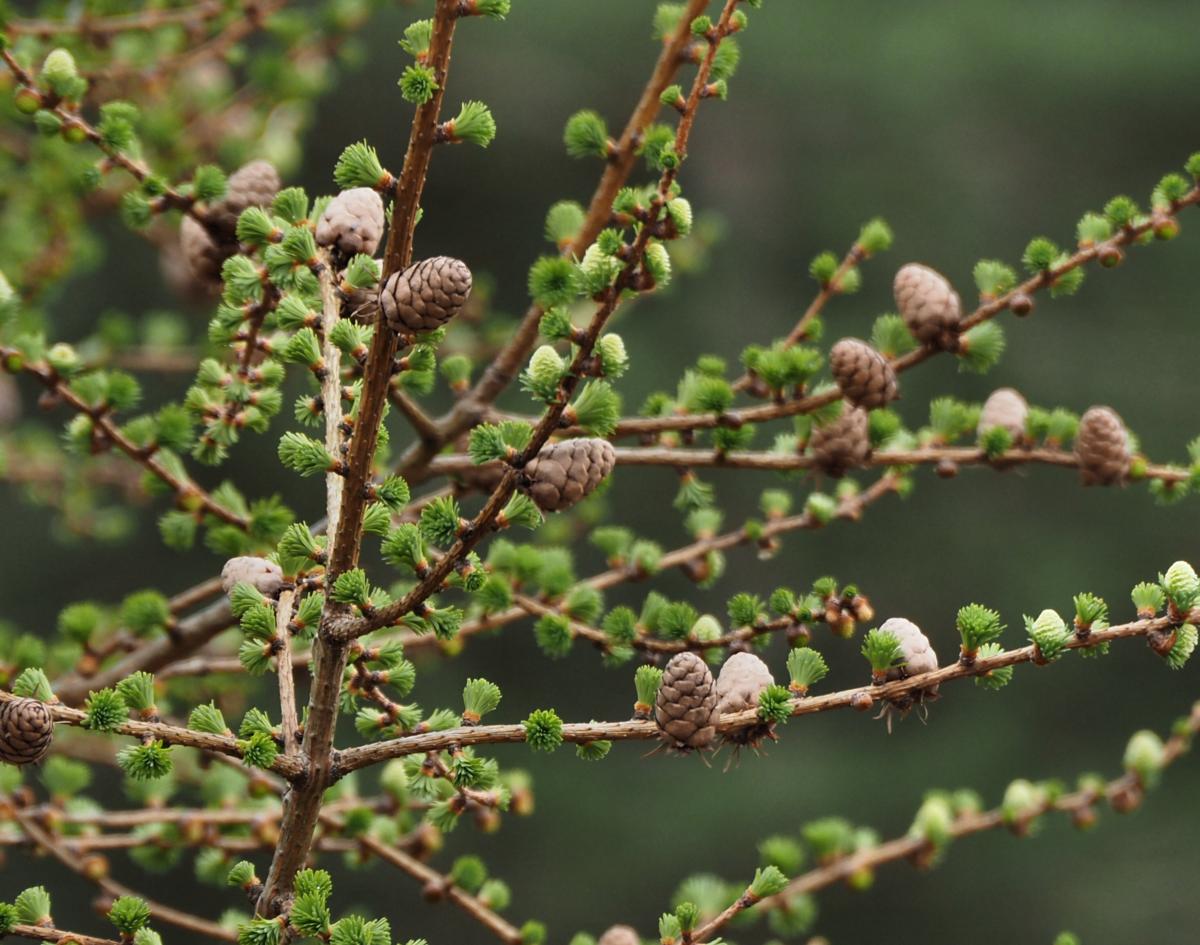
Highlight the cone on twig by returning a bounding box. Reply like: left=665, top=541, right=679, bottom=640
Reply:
left=316, top=187, right=386, bottom=258
left=655, top=652, right=718, bottom=752
left=1074, top=406, right=1130, bottom=486
left=830, top=338, right=897, bottom=408
left=978, top=388, right=1028, bottom=444
left=180, top=159, right=281, bottom=292
left=716, top=652, right=776, bottom=749
left=894, top=263, right=961, bottom=346
left=221, top=556, right=285, bottom=596
left=877, top=616, right=939, bottom=729
left=521, top=438, right=615, bottom=513
left=0, top=698, right=54, bottom=765
left=810, top=404, right=871, bottom=477
left=379, top=256, right=473, bottom=334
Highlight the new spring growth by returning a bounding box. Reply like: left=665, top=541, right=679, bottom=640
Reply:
left=786, top=647, right=828, bottom=696
left=955, top=603, right=1004, bottom=663
left=463, top=678, right=502, bottom=725
left=861, top=627, right=905, bottom=682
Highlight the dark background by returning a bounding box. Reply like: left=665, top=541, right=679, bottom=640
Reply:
left=6, top=1, right=1200, bottom=942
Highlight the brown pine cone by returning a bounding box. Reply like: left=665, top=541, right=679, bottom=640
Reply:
left=655, top=652, right=718, bottom=751
left=977, top=387, right=1028, bottom=443
left=893, top=263, right=961, bottom=345
left=208, top=159, right=281, bottom=236
left=379, top=256, right=473, bottom=334
left=521, top=438, right=615, bottom=513
left=809, top=404, right=871, bottom=476
left=597, top=927, right=640, bottom=945
left=830, top=338, right=898, bottom=408
left=179, top=214, right=226, bottom=289
left=0, top=697, right=54, bottom=765
left=715, top=652, right=775, bottom=714
left=316, top=187, right=386, bottom=258
left=1074, top=405, right=1130, bottom=485
left=221, top=556, right=285, bottom=596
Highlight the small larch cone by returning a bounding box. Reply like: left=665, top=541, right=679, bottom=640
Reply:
left=878, top=616, right=939, bottom=727
left=655, top=652, right=719, bottom=751
left=0, top=697, right=54, bottom=765
left=179, top=214, right=226, bottom=289
left=208, top=159, right=281, bottom=235
left=316, top=187, right=386, bottom=258
left=221, top=556, right=285, bottom=596
left=977, top=387, right=1028, bottom=443
left=809, top=404, right=871, bottom=477
left=716, top=652, right=776, bottom=748
left=894, top=263, right=961, bottom=346
left=1075, top=406, right=1131, bottom=485
left=830, top=338, right=897, bottom=408
left=597, top=927, right=640, bottom=945
left=379, top=256, right=473, bottom=334
left=521, top=438, right=615, bottom=513
left=716, top=652, right=775, bottom=714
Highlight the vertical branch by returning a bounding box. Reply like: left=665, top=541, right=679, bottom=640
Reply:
left=258, top=0, right=461, bottom=915
left=274, top=588, right=299, bottom=754
left=318, top=259, right=346, bottom=538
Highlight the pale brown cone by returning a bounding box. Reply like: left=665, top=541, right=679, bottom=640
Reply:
left=894, top=263, right=961, bottom=345
left=655, top=652, right=718, bottom=750
left=221, top=556, right=285, bottom=596
left=977, top=388, right=1028, bottom=443
left=809, top=404, right=871, bottom=476
left=0, top=698, right=54, bottom=765
left=880, top=616, right=940, bottom=709
left=1074, top=406, right=1130, bottom=485
left=316, top=187, right=386, bottom=258
left=208, top=159, right=281, bottom=235
left=597, top=927, right=640, bottom=945
left=830, top=338, right=897, bottom=408
left=521, top=438, right=615, bottom=513
left=715, top=652, right=775, bottom=714
left=379, top=256, right=472, bottom=334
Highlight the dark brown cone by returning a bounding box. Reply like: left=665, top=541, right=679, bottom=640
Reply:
left=1074, top=406, right=1130, bottom=486
left=655, top=652, right=718, bottom=751
left=316, top=187, right=386, bottom=258
left=179, top=215, right=226, bottom=290
left=521, top=438, right=615, bottom=513
left=379, top=256, right=473, bottom=334
left=0, top=698, right=54, bottom=765
left=809, top=404, right=871, bottom=476
left=830, top=338, right=898, bottom=408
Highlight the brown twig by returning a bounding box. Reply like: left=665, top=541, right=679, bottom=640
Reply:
left=336, top=607, right=1190, bottom=772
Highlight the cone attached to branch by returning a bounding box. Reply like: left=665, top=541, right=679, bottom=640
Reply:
left=316, top=187, right=386, bottom=258
left=830, top=338, right=897, bottom=408
left=597, top=927, right=640, bottom=945
left=0, top=697, right=54, bottom=765
left=208, top=159, right=282, bottom=235
left=1074, top=406, right=1131, bottom=485
left=716, top=652, right=776, bottom=748
left=379, top=256, right=473, bottom=334
left=894, top=263, right=961, bottom=346
left=810, top=404, right=871, bottom=476
left=877, top=616, right=940, bottom=728
left=655, top=652, right=718, bottom=752
left=221, top=556, right=285, bottom=596
left=521, top=438, right=615, bottom=512
left=977, top=387, right=1028, bottom=444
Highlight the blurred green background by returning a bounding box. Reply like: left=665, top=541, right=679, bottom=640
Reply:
left=6, top=1, right=1200, bottom=942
